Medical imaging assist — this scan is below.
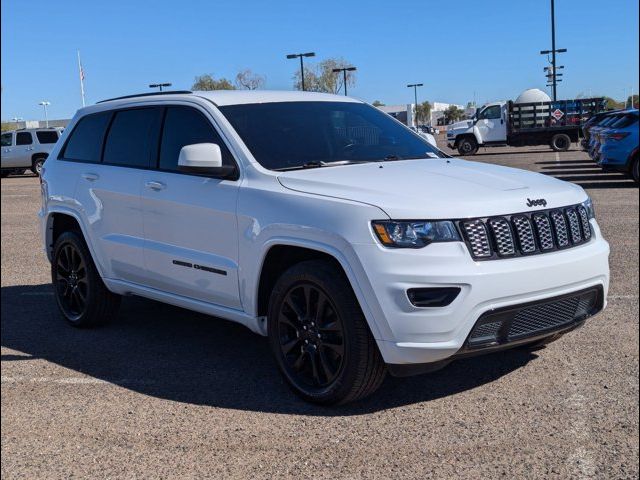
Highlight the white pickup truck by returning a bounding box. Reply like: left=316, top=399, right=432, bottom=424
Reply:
left=446, top=98, right=606, bottom=156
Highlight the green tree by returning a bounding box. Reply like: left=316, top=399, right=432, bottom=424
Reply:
left=191, top=74, right=235, bottom=91
left=293, top=58, right=356, bottom=94
left=414, top=101, right=432, bottom=124
left=602, top=97, right=624, bottom=110
left=372, top=100, right=385, bottom=107
left=626, top=94, right=639, bottom=108
left=1, top=122, right=18, bottom=132
left=443, top=105, right=465, bottom=124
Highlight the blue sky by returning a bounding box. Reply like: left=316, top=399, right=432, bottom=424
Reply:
left=1, top=0, right=638, bottom=120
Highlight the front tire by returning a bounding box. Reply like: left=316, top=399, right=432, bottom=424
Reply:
left=52, top=231, right=121, bottom=327
left=550, top=133, right=571, bottom=152
left=457, top=137, right=478, bottom=156
left=267, top=260, right=386, bottom=405
left=631, top=156, right=639, bottom=183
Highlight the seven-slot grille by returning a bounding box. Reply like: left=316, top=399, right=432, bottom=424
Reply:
left=460, top=204, right=592, bottom=260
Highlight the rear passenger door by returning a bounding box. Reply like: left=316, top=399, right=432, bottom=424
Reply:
left=14, top=131, right=35, bottom=167
left=141, top=105, right=242, bottom=309
left=63, top=108, right=162, bottom=282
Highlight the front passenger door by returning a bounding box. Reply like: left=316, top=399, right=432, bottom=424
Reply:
left=141, top=106, right=242, bottom=309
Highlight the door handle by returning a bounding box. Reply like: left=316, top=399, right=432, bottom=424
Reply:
left=145, top=180, right=166, bottom=191
left=81, top=173, right=99, bottom=181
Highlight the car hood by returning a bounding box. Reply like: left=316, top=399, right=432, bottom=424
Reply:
left=447, top=120, right=473, bottom=133
left=277, top=158, right=587, bottom=219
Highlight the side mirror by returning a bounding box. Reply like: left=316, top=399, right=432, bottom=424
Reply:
left=177, top=143, right=237, bottom=179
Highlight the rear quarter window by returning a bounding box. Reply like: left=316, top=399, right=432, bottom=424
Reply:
left=36, top=130, right=60, bottom=144
left=62, top=112, right=112, bottom=162
left=1, top=133, right=12, bottom=147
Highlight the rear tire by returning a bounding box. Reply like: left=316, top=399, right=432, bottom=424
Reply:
left=457, top=137, right=478, bottom=156
left=267, top=260, right=386, bottom=405
left=550, top=133, right=571, bottom=152
left=52, top=231, right=121, bottom=327
left=31, top=155, right=47, bottom=176
left=631, top=156, right=639, bottom=183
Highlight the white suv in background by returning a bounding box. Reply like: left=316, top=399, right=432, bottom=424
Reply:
left=1, top=127, right=63, bottom=177
left=39, top=90, right=610, bottom=405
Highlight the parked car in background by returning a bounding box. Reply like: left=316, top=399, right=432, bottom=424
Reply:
left=1, top=127, right=63, bottom=177
left=587, top=112, right=625, bottom=160
left=596, top=109, right=638, bottom=182
left=409, top=126, right=438, bottom=148
left=581, top=110, right=622, bottom=150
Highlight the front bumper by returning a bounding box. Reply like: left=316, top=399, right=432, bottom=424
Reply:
left=352, top=221, right=610, bottom=367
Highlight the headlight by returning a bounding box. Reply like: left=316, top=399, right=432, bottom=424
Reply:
left=582, top=197, right=595, bottom=219
left=372, top=220, right=461, bottom=248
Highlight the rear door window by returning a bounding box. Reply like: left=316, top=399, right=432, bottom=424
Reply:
left=63, top=112, right=112, bottom=162
left=16, top=132, right=33, bottom=145
left=103, top=108, right=163, bottom=168
left=36, top=130, right=60, bottom=144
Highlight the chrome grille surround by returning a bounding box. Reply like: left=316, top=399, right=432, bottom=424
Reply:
left=459, top=204, right=594, bottom=261
left=577, top=205, right=592, bottom=241
left=512, top=215, right=537, bottom=254
left=487, top=218, right=516, bottom=256
left=461, top=220, right=492, bottom=258
left=550, top=210, right=570, bottom=247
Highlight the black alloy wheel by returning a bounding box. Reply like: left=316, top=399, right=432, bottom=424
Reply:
left=268, top=260, right=386, bottom=405
left=54, top=242, right=89, bottom=321
left=52, top=230, right=120, bottom=327
left=277, top=283, right=345, bottom=389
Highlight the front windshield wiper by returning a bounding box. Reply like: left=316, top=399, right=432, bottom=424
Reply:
left=273, top=160, right=373, bottom=171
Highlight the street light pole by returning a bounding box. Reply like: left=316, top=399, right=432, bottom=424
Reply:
left=331, top=66, right=357, bottom=96
left=38, top=101, right=50, bottom=127
left=540, top=0, right=566, bottom=101
left=149, top=83, right=172, bottom=92
left=286, top=52, right=316, bottom=91
left=407, top=83, right=423, bottom=127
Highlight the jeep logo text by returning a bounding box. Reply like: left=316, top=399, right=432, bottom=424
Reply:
left=526, top=198, right=547, bottom=207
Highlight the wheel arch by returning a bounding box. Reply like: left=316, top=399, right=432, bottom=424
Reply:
left=253, top=239, right=383, bottom=340
left=44, top=210, right=105, bottom=277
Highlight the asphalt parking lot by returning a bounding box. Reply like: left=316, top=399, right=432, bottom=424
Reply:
left=1, top=142, right=638, bottom=479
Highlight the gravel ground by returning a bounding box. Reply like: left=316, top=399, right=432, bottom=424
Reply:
left=2, top=143, right=638, bottom=479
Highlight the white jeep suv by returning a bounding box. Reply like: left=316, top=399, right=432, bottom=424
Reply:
left=40, top=90, right=610, bottom=405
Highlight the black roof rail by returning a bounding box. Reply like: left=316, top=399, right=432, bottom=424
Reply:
left=97, top=90, right=193, bottom=104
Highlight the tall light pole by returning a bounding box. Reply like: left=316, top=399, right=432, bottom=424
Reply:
left=286, top=52, right=315, bottom=91
left=407, top=83, right=423, bottom=127
left=332, top=66, right=356, bottom=96
left=38, top=101, right=50, bottom=127
left=149, top=83, right=172, bottom=92
left=540, top=0, right=567, bottom=101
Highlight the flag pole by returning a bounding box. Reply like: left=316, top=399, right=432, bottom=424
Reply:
left=77, top=50, right=86, bottom=107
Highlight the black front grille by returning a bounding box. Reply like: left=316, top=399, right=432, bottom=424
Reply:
left=466, top=286, right=603, bottom=349
left=459, top=204, right=593, bottom=261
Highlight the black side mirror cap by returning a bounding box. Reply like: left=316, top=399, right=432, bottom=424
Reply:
left=177, top=164, right=239, bottom=180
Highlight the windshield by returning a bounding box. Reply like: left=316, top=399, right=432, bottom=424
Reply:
left=219, top=101, right=445, bottom=170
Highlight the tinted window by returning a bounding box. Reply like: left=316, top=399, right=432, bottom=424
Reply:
left=36, top=130, right=59, bottom=144
left=220, top=102, right=443, bottom=170
left=103, top=108, right=162, bottom=168
left=1, top=133, right=11, bottom=147
left=64, top=112, right=112, bottom=162
left=159, top=107, right=234, bottom=171
left=610, top=114, right=638, bottom=129
left=16, top=132, right=33, bottom=145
